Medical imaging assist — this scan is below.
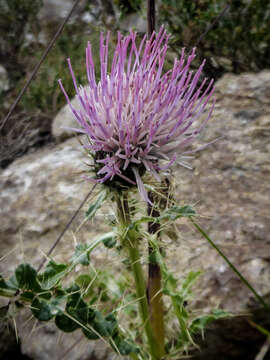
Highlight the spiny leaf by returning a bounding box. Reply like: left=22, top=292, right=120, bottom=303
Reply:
left=94, top=312, right=118, bottom=337
left=82, top=326, right=99, bottom=340
left=181, top=271, right=201, bottom=295
left=6, top=275, right=19, bottom=289
left=160, top=205, right=196, bottom=221
left=85, top=190, right=107, bottom=220
left=71, top=232, right=115, bottom=266
left=31, top=298, right=54, bottom=321
left=190, top=309, right=230, bottom=333
left=55, top=313, right=80, bottom=333
left=20, top=291, right=35, bottom=302
left=73, top=244, right=90, bottom=266
left=15, top=264, right=41, bottom=292
left=82, top=311, right=118, bottom=340
left=32, top=292, right=66, bottom=322
left=102, top=235, right=117, bottom=248
left=75, top=274, right=92, bottom=292
left=38, top=261, right=68, bottom=290
left=117, top=339, right=138, bottom=355
left=0, top=275, right=18, bottom=297
left=112, top=334, right=139, bottom=355
left=66, top=290, right=95, bottom=324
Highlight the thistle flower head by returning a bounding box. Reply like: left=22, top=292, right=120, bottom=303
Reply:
left=59, top=27, right=215, bottom=202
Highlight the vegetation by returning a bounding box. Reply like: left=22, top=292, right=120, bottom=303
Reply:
left=158, top=0, right=270, bottom=77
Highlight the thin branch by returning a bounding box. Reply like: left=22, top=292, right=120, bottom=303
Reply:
left=62, top=336, right=84, bottom=359
left=194, top=3, right=230, bottom=48
left=190, top=218, right=270, bottom=313
left=0, top=0, right=82, bottom=133
left=255, top=338, right=270, bottom=360
left=37, top=184, right=97, bottom=272
left=147, top=0, right=156, bottom=37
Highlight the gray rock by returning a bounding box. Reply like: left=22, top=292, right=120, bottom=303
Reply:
left=52, top=96, right=81, bottom=141
left=119, top=13, right=147, bottom=33
left=1, top=71, right=270, bottom=359
left=0, top=137, right=112, bottom=359
left=19, top=317, right=110, bottom=360
left=38, top=0, right=85, bottom=22
left=0, top=321, right=22, bottom=359
left=0, top=65, right=10, bottom=93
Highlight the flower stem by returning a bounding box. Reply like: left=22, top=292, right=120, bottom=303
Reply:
left=147, top=192, right=165, bottom=358
left=116, top=193, right=159, bottom=360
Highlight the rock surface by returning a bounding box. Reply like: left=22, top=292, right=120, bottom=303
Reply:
left=18, top=317, right=111, bottom=360
left=1, top=71, right=270, bottom=359
left=52, top=96, right=81, bottom=141
left=0, top=65, right=10, bottom=93
left=38, top=0, right=87, bottom=22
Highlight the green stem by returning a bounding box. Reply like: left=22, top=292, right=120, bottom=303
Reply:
left=190, top=218, right=270, bottom=313
left=130, top=353, right=140, bottom=360
left=151, top=240, right=193, bottom=345
left=116, top=194, right=159, bottom=360
left=147, top=192, right=165, bottom=358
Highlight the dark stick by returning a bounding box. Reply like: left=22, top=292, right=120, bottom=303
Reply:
left=146, top=1, right=165, bottom=357
left=37, top=184, right=96, bottom=272
left=0, top=0, right=82, bottom=132
left=194, top=3, right=230, bottom=47
left=62, top=336, right=84, bottom=359
left=147, top=0, right=156, bottom=37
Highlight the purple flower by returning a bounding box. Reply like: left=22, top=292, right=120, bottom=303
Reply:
left=59, top=27, right=215, bottom=202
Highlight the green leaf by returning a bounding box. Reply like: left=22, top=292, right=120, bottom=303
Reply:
left=15, top=264, right=41, bottom=291
left=38, top=261, right=68, bottom=290
left=66, top=291, right=95, bottom=325
left=149, top=250, right=159, bottom=265
left=89, top=310, right=109, bottom=337
left=73, top=244, right=90, bottom=266
left=55, top=313, right=80, bottom=332
left=103, top=313, right=118, bottom=336
left=190, top=309, right=230, bottom=333
left=71, top=232, right=115, bottom=267
left=132, top=216, right=157, bottom=227
left=113, top=335, right=138, bottom=355
left=181, top=271, right=201, bottom=296
left=39, top=291, right=52, bottom=300
left=97, top=312, right=117, bottom=337
left=49, top=295, right=66, bottom=316
left=0, top=275, right=18, bottom=297
left=85, top=190, right=107, bottom=220
left=31, top=298, right=54, bottom=321
left=160, top=205, right=196, bottom=221
left=0, top=275, right=11, bottom=289
left=6, top=275, right=19, bottom=289
left=20, top=291, right=35, bottom=302
left=103, top=235, right=117, bottom=249
left=82, top=326, right=99, bottom=340
left=75, top=274, right=92, bottom=291
left=83, top=311, right=118, bottom=340
left=117, top=340, right=138, bottom=355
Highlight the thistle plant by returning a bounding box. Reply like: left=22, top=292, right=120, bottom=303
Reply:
left=57, top=26, right=217, bottom=359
